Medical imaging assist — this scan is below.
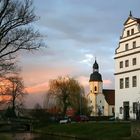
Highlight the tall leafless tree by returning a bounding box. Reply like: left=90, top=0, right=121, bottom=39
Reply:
left=0, top=0, right=43, bottom=75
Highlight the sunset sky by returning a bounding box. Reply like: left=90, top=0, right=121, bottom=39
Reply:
left=19, top=0, right=140, bottom=108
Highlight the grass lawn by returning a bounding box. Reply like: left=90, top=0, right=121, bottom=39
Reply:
left=36, top=122, right=131, bottom=140
left=0, top=133, right=11, bottom=140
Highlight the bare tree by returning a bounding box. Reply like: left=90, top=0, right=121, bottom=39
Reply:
left=0, top=0, right=43, bottom=75
left=45, top=76, right=86, bottom=116
left=0, top=75, right=27, bottom=117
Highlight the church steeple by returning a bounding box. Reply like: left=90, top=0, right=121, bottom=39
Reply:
left=129, top=11, right=132, bottom=17
left=89, top=59, right=102, bottom=82
left=88, top=58, right=103, bottom=116
left=93, top=59, right=99, bottom=72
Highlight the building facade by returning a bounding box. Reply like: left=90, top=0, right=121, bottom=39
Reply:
left=87, top=60, right=115, bottom=116
left=115, top=12, right=140, bottom=120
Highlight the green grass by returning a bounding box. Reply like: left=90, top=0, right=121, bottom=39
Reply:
left=36, top=122, right=131, bottom=139
left=0, top=122, right=138, bottom=140
left=0, top=133, right=11, bottom=140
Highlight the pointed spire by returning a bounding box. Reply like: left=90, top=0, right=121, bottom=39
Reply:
left=93, top=58, right=99, bottom=72
left=94, top=56, right=97, bottom=65
left=129, top=11, right=132, bottom=17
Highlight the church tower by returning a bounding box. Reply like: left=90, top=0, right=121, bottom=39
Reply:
left=88, top=59, right=103, bottom=116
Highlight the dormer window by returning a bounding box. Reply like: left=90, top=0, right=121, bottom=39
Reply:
left=127, top=30, right=130, bottom=36
left=131, top=29, right=134, bottom=35
left=125, top=43, right=128, bottom=51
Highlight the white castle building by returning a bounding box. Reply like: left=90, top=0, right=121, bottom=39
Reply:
left=87, top=60, right=115, bottom=116
left=115, top=12, right=140, bottom=120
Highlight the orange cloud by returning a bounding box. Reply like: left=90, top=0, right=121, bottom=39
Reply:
left=22, top=65, right=76, bottom=86
left=76, top=76, right=89, bottom=87
left=103, top=79, right=112, bottom=84
left=25, top=82, right=48, bottom=94
left=22, top=64, right=79, bottom=95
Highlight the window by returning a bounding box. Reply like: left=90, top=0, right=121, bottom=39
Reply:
left=120, top=61, right=123, bottom=68
left=127, top=30, right=130, bottom=36
left=133, top=41, right=136, bottom=48
left=120, top=107, right=123, bottom=114
left=125, top=44, right=129, bottom=51
left=131, top=29, right=134, bottom=35
left=94, top=86, right=97, bottom=91
left=132, top=76, right=137, bottom=87
left=112, top=107, right=114, bottom=114
left=125, top=60, right=129, bottom=67
left=125, top=77, right=129, bottom=88
left=133, top=102, right=137, bottom=113
left=120, top=78, right=124, bottom=89
left=132, top=58, right=136, bottom=65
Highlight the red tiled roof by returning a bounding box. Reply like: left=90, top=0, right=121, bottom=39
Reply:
left=103, top=89, right=115, bottom=105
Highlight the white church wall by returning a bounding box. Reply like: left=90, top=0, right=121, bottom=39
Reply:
left=96, top=93, right=105, bottom=116
left=108, top=105, right=115, bottom=116
left=87, top=93, right=96, bottom=116
left=104, top=100, right=109, bottom=116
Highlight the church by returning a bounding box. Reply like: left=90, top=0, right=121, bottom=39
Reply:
left=87, top=59, right=115, bottom=116
left=115, top=12, right=140, bottom=120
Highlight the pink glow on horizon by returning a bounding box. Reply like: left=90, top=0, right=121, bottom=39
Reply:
left=25, top=82, right=48, bottom=94
left=103, top=79, right=113, bottom=88
left=76, top=76, right=89, bottom=87
left=25, top=77, right=113, bottom=94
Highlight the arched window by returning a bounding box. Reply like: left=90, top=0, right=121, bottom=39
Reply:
left=94, top=86, right=97, bottom=91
